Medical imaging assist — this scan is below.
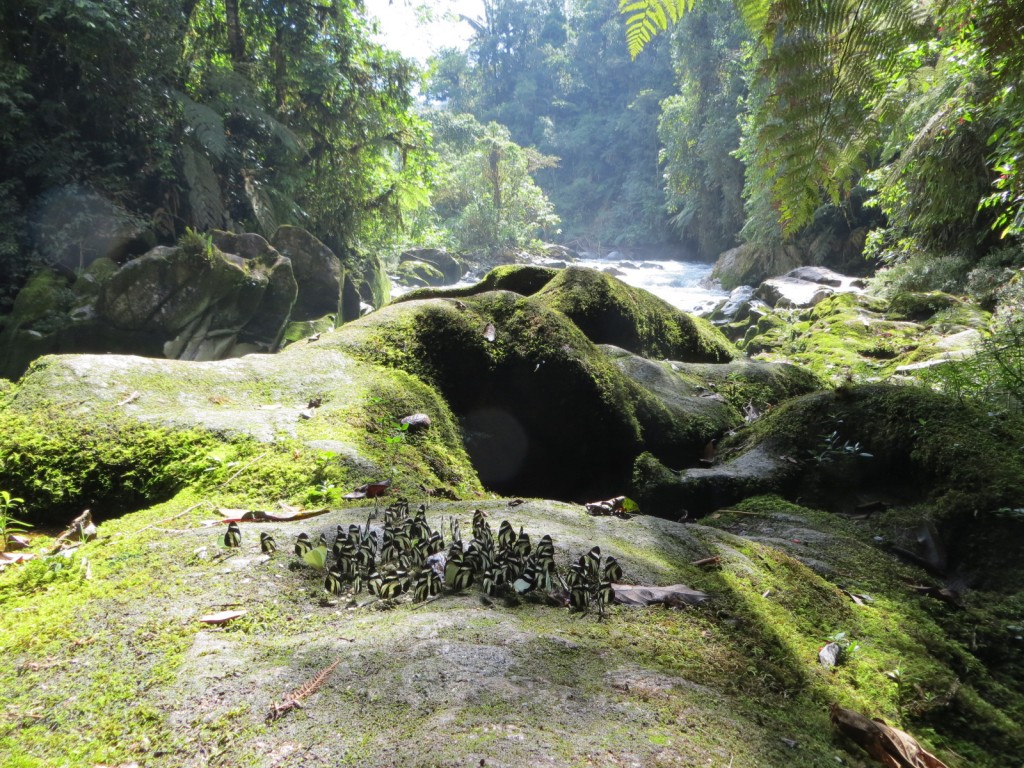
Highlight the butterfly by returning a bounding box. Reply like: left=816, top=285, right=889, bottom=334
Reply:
left=294, top=532, right=312, bottom=557
left=413, top=568, right=442, bottom=602
left=444, top=550, right=474, bottom=592
left=324, top=567, right=345, bottom=596
left=260, top=531, right=276, bottom=554
left=223, top=522, right=241, bottom=548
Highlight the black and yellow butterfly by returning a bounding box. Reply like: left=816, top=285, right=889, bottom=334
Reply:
left=444, top=550, right=474, bottom=591
left=603, top=556, right=623, bottom=584
left=472, top=509, right=491, bottom=544
left=413, top=568, right=442, bottom=602
left=497, top=520, right=516, bottom=552
left=384, top=500, right=409, bottom=524
left=569, top=584, right=590, bottom=611
left=513, top=528, right=531, bottom=559
left=260, top=531, right=276, bottom=554
left=333, top=535, right=356, bottom=564
left=482, top=566, right=504, bottom=597
left=379, top=569, right=410, bottom=599
left=223, top=522, right=241, bottom=548
left=427, top=530, right=444, bottom=555
left=512, top=561, right=539, bottom=594
left=367, top=570, right=384, bottom=597
left=596, top=579, right=615, bottom=615
left=294, top=532, right=312, bottom=557
left=324, top=567, right=345, bottom=596
left=584, top=546, right=602, bottom=582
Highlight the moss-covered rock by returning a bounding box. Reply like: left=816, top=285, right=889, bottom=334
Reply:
left=334, top=290, right=747, bottom=499
left=640, top=383, right=1024, bottom=589
left=887, top=290, right=966, bottom=322
left=395, top=259, right=445, bottom=288
left=2, top=495, right=1019, bottom=766
left=4, top=269, right=74, bottom=332
left=532, top=267, right=737, bottom=362
left=399, top=247, right=464, bottom=284
left=395, top=264, right=558, bottom=302
left=739, top=292, right=993, bottom=385
left=0, top=340, right=482, bottom=524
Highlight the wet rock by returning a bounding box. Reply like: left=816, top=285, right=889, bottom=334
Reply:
left=396, top=260, right=445, bottom=288
left=755, top=267, right=865, bottom=309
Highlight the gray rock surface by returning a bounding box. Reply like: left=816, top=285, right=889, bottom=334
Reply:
left=271, top=226, right=344, bottom=321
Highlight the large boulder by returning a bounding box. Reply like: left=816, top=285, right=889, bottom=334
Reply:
left=96, top=232, right=296, bottom=361
left=340, top=248, right=389, bottom=321
left=400, top=247, right=465, bottom=285
left=395, top=259, right=446, bottom=289
left=0, top=337, right=481, bottom=525
left=270, top=226, right=344, bottom=321
left=632, top=384, right=1024, bottom=588
left=335, top=283, right=784, bottom=500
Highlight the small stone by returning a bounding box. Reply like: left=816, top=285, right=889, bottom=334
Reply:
left=400, top=413, right=431, bottom=433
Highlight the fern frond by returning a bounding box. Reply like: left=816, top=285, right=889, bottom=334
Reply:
left=182, top=145, right=225, bottom=231
left=244, top=172, right=278, bottom=236
left=620, top=0, right=694, bottom=59
left=174, top=91, right=227, bottom=159
left=735, top=0, right=771, bottom=38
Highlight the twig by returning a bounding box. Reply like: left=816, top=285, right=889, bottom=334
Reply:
left=217, top=452, right=270, bottom=490
left=120, top=500, right=214, bottom=540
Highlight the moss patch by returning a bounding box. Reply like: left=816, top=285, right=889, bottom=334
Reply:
left=533, top=266, right=737, bottom=362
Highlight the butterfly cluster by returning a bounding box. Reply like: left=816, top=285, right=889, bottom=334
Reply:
left=223, top=503, right=624, bottom=615
left=309, top=504, right=621, bottom=613
left=565, top=545, right=622, bottom=617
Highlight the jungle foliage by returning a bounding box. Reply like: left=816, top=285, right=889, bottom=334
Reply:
left=425, top=0, right=678, bottom=247
left=413, top=112, right=560, bottom=254
left=641, top=0, right=1024, bottom=277
left=0, top=0, right=429, bottom=309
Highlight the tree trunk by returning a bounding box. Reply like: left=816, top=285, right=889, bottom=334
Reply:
left=273, top=26, right=286, bottom=110
left=225, top=0, right=245, bottom=65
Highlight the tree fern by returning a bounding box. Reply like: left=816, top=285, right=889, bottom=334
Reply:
left=244, top=171, right=278, bottom=237
left=182, top=145, right=225, bottom=231
left=630, top=0, right=929, bottom=235
left=174, top=91, right=227, bottom=160
left=620, top=0, right=695, bottom=59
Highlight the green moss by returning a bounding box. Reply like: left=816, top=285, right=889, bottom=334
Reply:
left=888, top=291, right=965, bottom=322
left=533, top=266, right=738, bottom=362
left=0, top=403, right=214, bottom=524
left=5, top=269, right=73, bottom=333
left=281, top=313, right=338, bottom=345
left=394, top=264, right=558, bottom=303
left=395, top=259, right=444, bottom=288
left=694, top=495, right=1024, bottom=763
